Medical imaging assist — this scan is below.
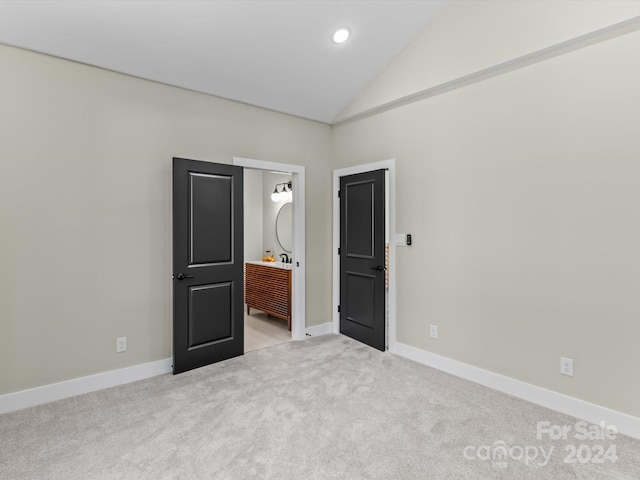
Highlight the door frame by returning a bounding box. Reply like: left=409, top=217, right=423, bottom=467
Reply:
left=233, top=156, right=306, bottom=341
left=332, top=159, right=397, bottom=352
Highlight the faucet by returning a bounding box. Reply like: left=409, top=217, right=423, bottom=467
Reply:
left=279, top=253, right=289, bottom=263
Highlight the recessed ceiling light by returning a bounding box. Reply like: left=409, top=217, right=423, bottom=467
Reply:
left=332, top=27, right=351, bottom=44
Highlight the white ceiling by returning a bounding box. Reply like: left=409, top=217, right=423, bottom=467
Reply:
left=0, top=1, right=449, bottom=123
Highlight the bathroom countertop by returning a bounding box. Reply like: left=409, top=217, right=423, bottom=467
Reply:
left=245, top=260, right=293, bottom=270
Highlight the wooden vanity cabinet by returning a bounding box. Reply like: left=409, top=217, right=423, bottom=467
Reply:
left=244, top=263, right=292, bottom=330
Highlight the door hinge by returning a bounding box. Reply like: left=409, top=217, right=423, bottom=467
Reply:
left=338, top=247, right=341, bottom=255
left=338, top=190, right=341, bottom=198
left=338, top=305, right=341, bottom=313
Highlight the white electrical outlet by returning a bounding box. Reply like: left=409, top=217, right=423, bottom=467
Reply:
left=116, top=336, right=127, bottom=353
left=560, top=357, right=573, bottom=376
left=430, top=325, right=438, bottom=339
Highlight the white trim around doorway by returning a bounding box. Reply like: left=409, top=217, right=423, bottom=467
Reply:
left=232, top=157, right=306, bottom=342
left=332, top=159, right=397, bottom=352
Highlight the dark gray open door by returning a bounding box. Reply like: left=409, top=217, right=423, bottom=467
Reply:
left=339, top=169, right=386, bottom=351
left=173, top=157, right=243, bottom=374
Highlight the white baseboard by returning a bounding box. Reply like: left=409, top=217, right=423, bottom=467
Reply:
left=0, top=358, right=172, bottom=415
left=305, top=322, right=333, bottom=337
left=392, top=342, right=640, bottom=440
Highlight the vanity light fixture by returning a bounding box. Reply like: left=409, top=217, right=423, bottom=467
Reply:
left=271, top=181, right=292, bottom=202
left=332, top=27, right=351, bottom=44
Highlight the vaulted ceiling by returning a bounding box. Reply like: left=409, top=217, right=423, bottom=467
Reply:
left=0, top=0, right=449, bottom=123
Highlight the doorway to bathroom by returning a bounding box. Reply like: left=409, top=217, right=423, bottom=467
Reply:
left=233, top=157, right=306, bottom=353
left=172, top=157, right=306, bottom=374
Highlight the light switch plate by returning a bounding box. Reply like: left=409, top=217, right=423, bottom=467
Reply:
left=395, top=234, right=406, bottom=247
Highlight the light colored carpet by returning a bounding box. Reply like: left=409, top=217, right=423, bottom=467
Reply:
left=1, top=334, right=639, bottom=479
left=244, top=310, right=291, bottom=353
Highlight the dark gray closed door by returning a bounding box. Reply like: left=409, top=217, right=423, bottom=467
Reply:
left=339, top=169, right=386, bottom=351
left=172, top=157, right=244, bottom=374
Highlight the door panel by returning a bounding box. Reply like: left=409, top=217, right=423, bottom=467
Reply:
left=340, top=169, right=386, bottom=351
left=345, top=272, right=375, bottom=328
left=173, top=158, right=243, bottom=374
left=345, top=182, right=374, bottom=258
left=190, top=173, right=233, bottom=265
left=188, top=282, right=233, bottom=348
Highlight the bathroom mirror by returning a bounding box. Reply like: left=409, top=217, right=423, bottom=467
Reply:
left=276, top=201, right=292, bottom=253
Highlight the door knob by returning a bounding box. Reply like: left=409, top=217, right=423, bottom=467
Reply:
left=369, top=266, right=384, bottom=272
left=175, top=273, right=194, bottom=280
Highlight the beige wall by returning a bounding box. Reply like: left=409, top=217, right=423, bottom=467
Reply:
left=0, top=44, right=332, bottom=395
left=244, top=169, right=264, bottom=262
left=332, top=2, right=640, bottom=417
